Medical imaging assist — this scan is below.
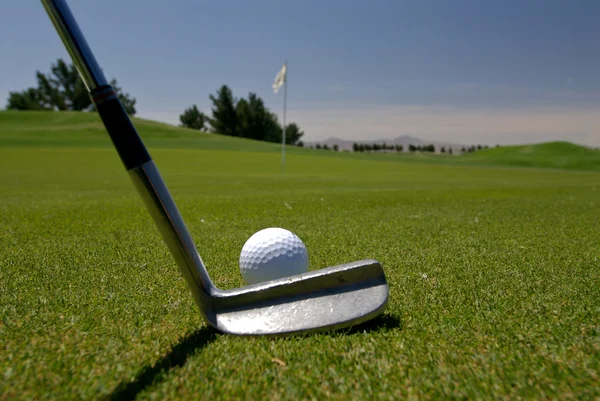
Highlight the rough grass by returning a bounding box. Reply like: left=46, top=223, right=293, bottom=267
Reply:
left=1, top=112, right=599, bottom=400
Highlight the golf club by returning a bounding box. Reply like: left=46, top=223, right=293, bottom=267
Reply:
left=41, top=0, right=389, bottom=335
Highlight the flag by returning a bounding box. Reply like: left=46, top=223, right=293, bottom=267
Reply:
left=272, top=63, right=287, bottom=94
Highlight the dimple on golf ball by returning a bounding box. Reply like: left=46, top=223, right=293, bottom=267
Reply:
left=239, top=227, right=309, bottom=285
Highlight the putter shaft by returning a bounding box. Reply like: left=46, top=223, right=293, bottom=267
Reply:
left=41, top=0, right=219, bottom=319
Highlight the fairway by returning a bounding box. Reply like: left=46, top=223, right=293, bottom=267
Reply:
left=1, top=113, right=600, bottom=399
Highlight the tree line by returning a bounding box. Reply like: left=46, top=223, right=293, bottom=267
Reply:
left=351, top=143, right=489, bottom=154
left=179, top=85, right=304, bottom=146
left=353, top=143, right=404, bottom=152
left=6, top=59, right=137, bottom=115
left=305, top=143, right=491, bottom=153
left=5, top=59, right=304, bottom=146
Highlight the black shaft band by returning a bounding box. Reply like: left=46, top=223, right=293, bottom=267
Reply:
left=91, top=85, right=151, bottom=170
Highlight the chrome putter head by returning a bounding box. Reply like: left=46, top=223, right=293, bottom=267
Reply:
left=208, top=259, right=388, bottom=335
left=42, top=0, right=389, bottom=336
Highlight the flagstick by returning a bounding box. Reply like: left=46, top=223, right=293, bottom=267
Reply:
left=281, top=61, right=287, bottom=174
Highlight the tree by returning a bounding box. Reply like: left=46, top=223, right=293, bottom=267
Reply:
left=6, top=88, right=49, bottom=110
left=353, top=143, right=359, bottom=152
left=449, top=148, right=453, bottom=155
left=395, top=144, right=403, bottom=152
left=284, top=123, right=304, bottom=145
left=315, top=144, right=322, bottom=149
left=200, top=86, right=306, bottom=145
left=6, top=58, right=136, bottom=115
left=236, top=93, right=280, bottom=141
left=111, top=79, right=137, bottom=116
left=297, top=141, right=304, bottom=147
left=323, top=144, right=330, bottom=150
left=409, top=144, right=417, bottom=152
left=333, top=144, right=339, bottom=152
left=179, top=105, right=207, bottom=130
left=208, top=85, right=238, bottom=136
left=235, top=98, right=251, bottom=137
left=264, top=111, right=283, bottom=143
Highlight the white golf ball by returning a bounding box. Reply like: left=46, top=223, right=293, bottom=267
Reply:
left=239, top=227, right=309, bottom=285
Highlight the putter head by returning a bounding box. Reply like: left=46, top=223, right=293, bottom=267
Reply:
left=206, top=259, right=388, bottom=336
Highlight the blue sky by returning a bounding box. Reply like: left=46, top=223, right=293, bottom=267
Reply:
left=1, top=0, right=599, bottom=146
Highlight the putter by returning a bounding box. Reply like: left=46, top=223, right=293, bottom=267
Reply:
left=41, top=0, right=389, bottom=335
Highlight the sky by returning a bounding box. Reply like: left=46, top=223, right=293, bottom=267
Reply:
left=1, top=0, right=599, bottom=146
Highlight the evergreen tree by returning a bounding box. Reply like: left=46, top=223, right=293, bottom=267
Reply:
left=284, top=123, right=304, bottom=145
left=208, top=85, right=238, bottom=136
left=7, top=58, right=136, bottom=115
left=6, top=88, right=48, bottom=110
left=236, top=93, right=281, bottom=141
left=263, top=111, right=283, bottom=144
left=179, top=105, right=207, bottom=130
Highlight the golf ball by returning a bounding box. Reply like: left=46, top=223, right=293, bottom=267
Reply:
left=239, top=227, right=309, bottom=285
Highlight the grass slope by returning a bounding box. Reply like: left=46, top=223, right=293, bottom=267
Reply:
left=460, top=141, right=600, bottom=171
left=2, top=110, right=599, bottom=171
left=1, top=112, right=599, bottom=399
left=0, top=110, right=283, bottom=153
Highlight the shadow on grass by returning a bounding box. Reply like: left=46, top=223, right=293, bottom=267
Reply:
left=104, top=314, right=398, bottom=399
left=334, top=313, right=402, bottom=336
left=104, top=327, right=217, bottom=401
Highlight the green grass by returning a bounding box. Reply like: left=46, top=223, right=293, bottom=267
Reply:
left=1, top=111, right=599, bottom=400
left=459, top=141, right=600, bottom=171
left=3, top=110, right=600, bottom=171
left=0, top=110, right=283, bottom=153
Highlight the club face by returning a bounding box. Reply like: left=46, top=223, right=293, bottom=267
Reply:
left=204, top=259, right=389, bottom=335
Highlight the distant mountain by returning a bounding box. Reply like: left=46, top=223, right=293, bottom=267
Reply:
left=303, top=135, right=466, bottom=152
